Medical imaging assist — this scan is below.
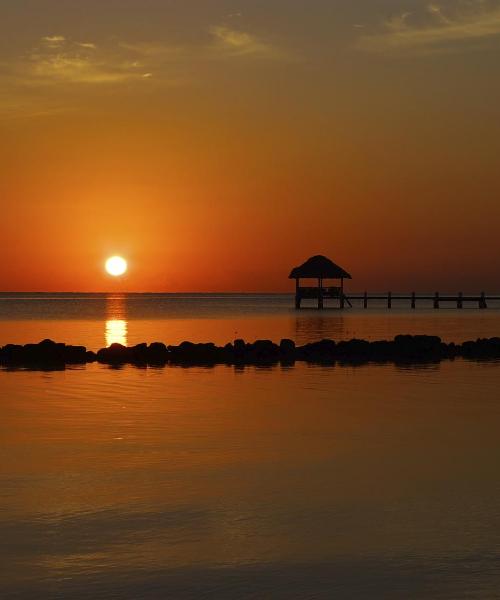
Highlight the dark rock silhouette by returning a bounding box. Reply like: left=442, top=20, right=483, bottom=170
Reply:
left=2, top=336, right=500, bottom=369
left=279, top=338, right=296, bottom=364
left=296, top=339, right=337, bottom=361
left=168, top=342, right=226, bottom=364
left=0, top=339, right=95, bottom=366
left=96, top=342, right=170, bottom=365
left=146, top=342, right=169, bottom=364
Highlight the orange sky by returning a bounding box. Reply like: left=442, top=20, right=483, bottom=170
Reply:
left=1, top=1, right=500, bottom=292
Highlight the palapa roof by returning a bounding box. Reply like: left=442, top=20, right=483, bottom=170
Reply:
left=289, top=255, right=352, bottom=280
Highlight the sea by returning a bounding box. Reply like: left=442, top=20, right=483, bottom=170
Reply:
left=1, top=293, right=500, bottom=599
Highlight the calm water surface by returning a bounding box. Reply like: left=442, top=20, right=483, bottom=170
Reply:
left=1, top=294, right=500, bottom=598
left=1, top=292, right=500, bottom=348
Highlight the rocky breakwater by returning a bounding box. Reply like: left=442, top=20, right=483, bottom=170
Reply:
left=0, top=339, right=96, bottom=368
left=2, top=336, right=500, bottom=368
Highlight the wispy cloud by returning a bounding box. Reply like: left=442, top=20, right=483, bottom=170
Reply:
left=122, top=27, right=291, bottom=62
left=30, top=56, right=134, bottom=84
left=5, top=28, right=290, bottom=92
left=209, top=26, right=288, bottom=59
left=25, top=36, right=152, bottom=84
left=0, top=27, right=294, bottom=118
left=119, top=41, right=186, bottom=59
left=77, top=42, right=97, bottom=50
left=41, top=35, right=66, bottom=48
left=357, top=1, right=500, bottom=54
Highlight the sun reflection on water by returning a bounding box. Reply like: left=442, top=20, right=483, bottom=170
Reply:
left=106, top=319, right=128, bottom=347
left=105, top=295, right=128, bottom=347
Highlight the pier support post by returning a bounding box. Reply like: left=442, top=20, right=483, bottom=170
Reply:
left=457, top=292, right=463, bottom=309
left=411, top=292, right=416, bottom=309
left=434, top=292, right=440, bottom=309
left=295, top=278, right=301, bottom=309
left=480, top=292, right=487, bottom=309
left=363, top=291, right=368, bottom=309
left=388, top=292, right=392, bottom=309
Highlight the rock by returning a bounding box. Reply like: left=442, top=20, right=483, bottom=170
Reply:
left=0, top=344, right=24, bottom=364
left=147, top=342, right=169, bottom=364
left=233, top=339, right=246, bottom=357
left=130, top=343, right=148, bottom=363
left=336, top=339, right=371, bottom=359
left=279, top=339, right=296, bottom=355
left=97, top=343, right=130, bottom=364
left=168, top=342, right=221, bottom=363
left=297, top=339, right=336, bottom=361
left=461, top=337, right=500, bottom=358
left=246, top=340, right=280, bottom=363
left=0, top=340, right=92, bottom=366
left=63, top=345, right=88, bottom=364
left=85, top=351, right=97, bottom=362
left=393, top=335, right=443, bottom=359
left=369, top=340, right=395, bottom=360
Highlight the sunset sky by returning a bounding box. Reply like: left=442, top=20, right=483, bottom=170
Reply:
left=1, top=0, right=500, bottom=292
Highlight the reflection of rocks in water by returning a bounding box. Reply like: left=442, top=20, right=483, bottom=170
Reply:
left=294, top=315, right=346, bottom=344
left=106, top=295, right=128, bottom=347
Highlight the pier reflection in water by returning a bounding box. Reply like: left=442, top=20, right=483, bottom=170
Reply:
left=294, top=314, right=346, bottom=343
left=105, top=295, right=128, bottom=347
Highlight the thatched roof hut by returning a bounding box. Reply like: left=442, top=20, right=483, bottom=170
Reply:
left=289, top=255, right=352, bottom=280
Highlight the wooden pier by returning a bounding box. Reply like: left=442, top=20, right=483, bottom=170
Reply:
left=289, top=255, right=352, bottom=310
left=345, top=292, right=499, bottom=309
left=288, top=255, right=498, bottom=310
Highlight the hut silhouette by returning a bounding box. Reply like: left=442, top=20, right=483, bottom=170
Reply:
left=289, top=255, right=352, bottom=309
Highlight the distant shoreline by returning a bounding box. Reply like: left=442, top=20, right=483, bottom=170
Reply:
left=2, top=336, right=500, bottom=369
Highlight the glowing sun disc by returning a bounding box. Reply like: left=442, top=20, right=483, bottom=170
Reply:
left=105, top=256, right=127, bottom=277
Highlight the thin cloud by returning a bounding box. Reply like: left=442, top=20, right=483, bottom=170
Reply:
left=0, top=100, right=71, bottom=120
left=0, top=27, right=294, bottom=118
left=41, top=35, right=66, bottom=48
left=24, top=37, right=153, bottom=84
left=122, top=28, right=294, bottom=62
left=357, top=1, right=500, bottom=54
left=210, top=25, right=291, bottom=59
left=119, top=41, right=186, bottom=58
left=30, top=55, right=139, bottom=84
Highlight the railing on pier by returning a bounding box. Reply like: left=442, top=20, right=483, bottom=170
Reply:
left=345, top=292, right=499, bottom=309
left=297, top=286, right=340, bottom=299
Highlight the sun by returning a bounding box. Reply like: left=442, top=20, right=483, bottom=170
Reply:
left=105, top=256, right=128, bottom=277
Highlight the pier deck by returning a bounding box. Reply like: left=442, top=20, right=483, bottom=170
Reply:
left=343, top=292, right=500, bottom=309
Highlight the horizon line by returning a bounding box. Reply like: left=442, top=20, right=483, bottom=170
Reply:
left=1, top=290, right=499, bottom=295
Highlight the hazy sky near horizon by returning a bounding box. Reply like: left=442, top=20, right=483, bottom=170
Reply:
left=1, top=0, right=500, bottom=291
